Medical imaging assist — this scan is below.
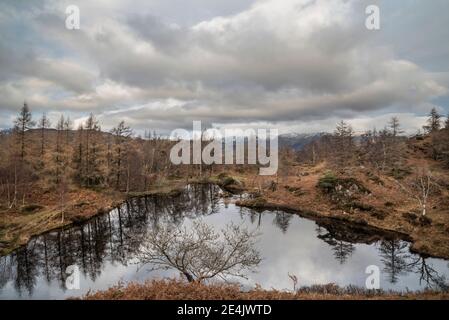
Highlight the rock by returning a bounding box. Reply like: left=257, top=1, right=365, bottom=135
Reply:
left=217, top=175, right=245, bottom=194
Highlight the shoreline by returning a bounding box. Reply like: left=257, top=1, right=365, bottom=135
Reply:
left=1, top=177, right=449, bottom=261
left=235, top=196, right=449, bottom=260
left=0, top=181, right=190, bottom=256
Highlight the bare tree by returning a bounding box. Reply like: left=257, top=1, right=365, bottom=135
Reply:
left=63, top=116, right=72, bottom=145
left=55, top=115, right=65, bottom=185
left=408, top=256, right=448, bottom=291
left=38, top=113, right=51, bottom=159
left=136, top=220, right=261, bottom=283
left=396, top=168, right=436, bottom=216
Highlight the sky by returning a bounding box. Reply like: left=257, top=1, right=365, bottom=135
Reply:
left=0, top=0, right=448, bottom=135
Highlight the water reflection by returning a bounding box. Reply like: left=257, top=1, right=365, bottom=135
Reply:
left=379, top=240, right=410, bottom=284
left=273, top=211, right=293, bottom=234
left=0, top=184, right=222, bottom=297
left=316, top=226, right=355, bottom=264
left=0, top=183, right=448, bottom=299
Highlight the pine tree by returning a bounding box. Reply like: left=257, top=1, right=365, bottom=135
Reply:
left=388, top=116, right=403, bottom=137
left=110, top=121, right=133, bottom=190
left=334, top=120, right=354, bottom=140
left=83, top=114, right=104, bottom=187
left=333, top=120, right=354, bottom=165
left=55, top=115, right=65, bottom=184
left=423, top=108, right=441, bottom=133
left=14, top=102, right=35, bottom=160
left=379, top=240, right=410, bottom=284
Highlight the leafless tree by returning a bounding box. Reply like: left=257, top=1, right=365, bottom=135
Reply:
left=396, top=168, right=436, bottom=216
left=38, top=113, right=51, bottom=159
left=55, top=115, right=65, bottom=184
left=136, top=220, right=261, bottom=283
left=407, top=256, right=448, bottom=291
left=63, top=116, right=73, bottom=145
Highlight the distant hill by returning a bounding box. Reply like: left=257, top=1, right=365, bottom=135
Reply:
left=278, top=133, right=325, bottom=151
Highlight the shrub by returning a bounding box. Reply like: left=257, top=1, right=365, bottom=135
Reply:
left=317, top=171, right=338, bottom=193
left=220, top=176, right=240, bottom=187
left=317, top=172, right=370, bottom=195
left=390, top=167, right=412, bottom=180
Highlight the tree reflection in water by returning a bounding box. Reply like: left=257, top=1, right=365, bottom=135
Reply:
left=273, top=211, right=293, bottom=234
left=379, top=239, right=448, bottom=290
left=315, top=227, right=448, bottom=290
left=379, top=240, right=411, bottom=284
left=316, top=226, right=355, bottom=264
left=0, top=184, right=222, bottom=296
left=0, top=183, right=447, bottom=297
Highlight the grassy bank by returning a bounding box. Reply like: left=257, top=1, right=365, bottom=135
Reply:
left=234, top=164, right=449, bottom=260
left=81, top=279, right=449, bottom=300
left=0, top=179, right=193, bottom=256
left=0, top=176, right=231, bottom=256
left=2, top=167, right=449, bottom=261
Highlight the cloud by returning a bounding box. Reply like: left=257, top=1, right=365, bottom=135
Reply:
left=0, top=0, right=448, bottom=133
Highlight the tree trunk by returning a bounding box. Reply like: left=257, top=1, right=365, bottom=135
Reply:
left=126, top=161, right=130, bottom=194
left=183, top=272, right=194, bottom=283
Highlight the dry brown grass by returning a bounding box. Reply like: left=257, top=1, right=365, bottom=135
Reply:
left=0, top=186, right=124, bottom=255
left=81, top=279, right=449, bottom=300
left=235, top=155, right=449, bottom=259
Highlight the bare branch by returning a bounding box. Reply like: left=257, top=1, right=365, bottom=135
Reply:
left=135, top=220, right=261, bottom=283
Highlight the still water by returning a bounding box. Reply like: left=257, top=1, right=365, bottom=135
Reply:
left=0, top=184, right=448, bottom=299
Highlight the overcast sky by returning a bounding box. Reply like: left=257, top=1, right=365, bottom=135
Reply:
left=0, top=0, right=448, bottom=135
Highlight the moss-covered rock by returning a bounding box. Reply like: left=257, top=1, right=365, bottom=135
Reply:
left=217, top=174, right=245, bottom=193
left=317, top=172, right=370, bottom=201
